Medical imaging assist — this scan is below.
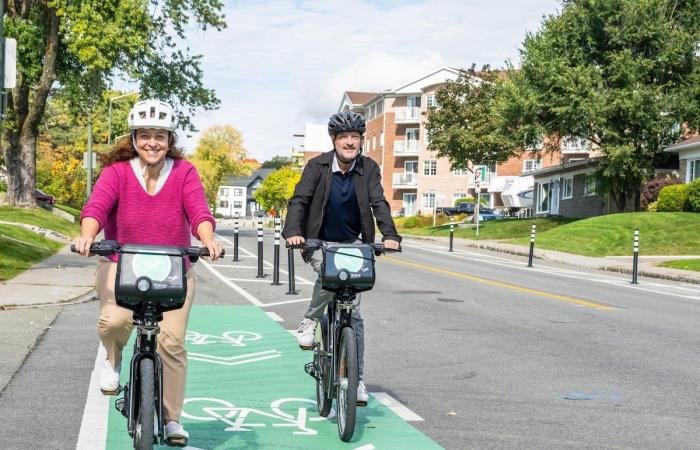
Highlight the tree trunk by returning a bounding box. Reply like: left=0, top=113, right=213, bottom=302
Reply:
left=4, top=5, right=59, bottom=207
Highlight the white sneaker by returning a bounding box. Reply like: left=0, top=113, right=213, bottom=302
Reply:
left=296, top=318, right=317, bottom=350
left=164, top=420, right=189, bottom=447
left=98, top=358, right=121, bottom=395
left=357, top=380, right=368, bottom=406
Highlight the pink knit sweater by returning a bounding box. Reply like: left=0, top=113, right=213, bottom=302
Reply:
left=80, top=159, right=215, bottom=265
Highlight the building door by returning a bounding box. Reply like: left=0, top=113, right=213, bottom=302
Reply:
left=550, top=179, right=560, bottom=215
left=403, top=193, right=417, bottom=216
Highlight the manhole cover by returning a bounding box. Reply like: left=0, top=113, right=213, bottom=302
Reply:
left=395, top=290, right=442, bottom=295
left=437, top=298, right=464, bottom=303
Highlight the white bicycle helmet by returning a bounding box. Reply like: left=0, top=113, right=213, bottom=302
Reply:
left=127, top=99, right=177, bottom=131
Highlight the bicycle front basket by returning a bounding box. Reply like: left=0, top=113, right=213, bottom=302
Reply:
left=321, top=243, right=375, bottom=293
left=115, top=244, right=187, bottom=312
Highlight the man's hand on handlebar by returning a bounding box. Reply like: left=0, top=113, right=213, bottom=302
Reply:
left=286, top=236, right=306, bottom=247
left=383, top=239, right=400, bottom=251
left=73, top=236, right=96, bottom=257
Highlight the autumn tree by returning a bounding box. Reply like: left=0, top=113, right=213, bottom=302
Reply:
left=3, top=0, right=226, bottom=207
left=189, top=125, right=253, bottom=210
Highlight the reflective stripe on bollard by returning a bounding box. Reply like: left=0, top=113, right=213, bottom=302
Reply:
left=272, top=216, right=281, bottom=286
left=256, top=217, right=265, bottom=278
left=527, top=223, right=536, bottom=268
left=631, top=226, right=639, bottom=284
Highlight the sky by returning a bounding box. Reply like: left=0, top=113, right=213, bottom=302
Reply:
left=178, top=0, right=563, bottom=161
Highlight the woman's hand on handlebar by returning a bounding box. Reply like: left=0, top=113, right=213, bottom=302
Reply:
left=201, top=239, right=224, bottom=261
left=73, top=236, right=95, bottom=257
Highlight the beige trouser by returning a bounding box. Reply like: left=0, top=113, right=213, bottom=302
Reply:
left=96, top=259, right=195, bottom=422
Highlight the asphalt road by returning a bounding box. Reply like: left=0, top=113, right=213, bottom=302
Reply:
left=1, top=226, right=699, bottom=449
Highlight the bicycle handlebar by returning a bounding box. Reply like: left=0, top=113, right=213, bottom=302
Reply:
left=70, top=240, right=224, bottom=258
left=286, top=239, right=401, bottom=255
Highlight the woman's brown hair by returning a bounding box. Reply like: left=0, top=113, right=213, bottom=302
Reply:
left=100, top=132, right=185, bottom=167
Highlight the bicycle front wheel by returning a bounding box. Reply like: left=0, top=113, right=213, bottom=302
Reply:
left=135, top=358, right=155, bottom=450
left=336, top=326, right=358, bottom=442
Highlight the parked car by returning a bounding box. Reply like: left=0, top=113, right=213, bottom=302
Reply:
left=35, top=189, right=55, bottom=205
left=470, top=207, right=506, bottom=222
left=436, top=202, right=475, bottom=216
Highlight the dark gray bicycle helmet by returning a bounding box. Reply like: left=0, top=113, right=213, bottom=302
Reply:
left=328, top=111, right=366, bottom=137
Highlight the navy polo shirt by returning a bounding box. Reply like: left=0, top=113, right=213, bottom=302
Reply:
left=319, top=157, right=362, bottom=243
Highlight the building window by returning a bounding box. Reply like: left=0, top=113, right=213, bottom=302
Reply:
left=408, top=96, right=421, bottom=108
left=219, top=200, right=229, bottom=208
left=233, top=201, right=242, bottom=208
left=689, top=159, right=700, bottom=182
left=560, top=136, right=590, bottom=151
left=523, top=159, right=542, bottom=173
left=234, top=188, right=243, bottom=196
left=538, top=183, right=550, bottom=213
left=219, top=188, right=229, bottom=196
left=452, top=193, right=465, bottom=202
left=377, top=101, right=383, bottom=115
left=422, top=193, right=435, bottom=208
left=423, top=160, right=437, bottom=176
left=452, top=168, right=468, bottom=176
left=583, top=176, right=596, bottom=196
left=426, top=94, right=437, bottom=108
left=562, top=177, right=573, bottom=199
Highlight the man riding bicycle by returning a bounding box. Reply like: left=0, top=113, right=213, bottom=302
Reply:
left=282, top=110, right=401, bottom=405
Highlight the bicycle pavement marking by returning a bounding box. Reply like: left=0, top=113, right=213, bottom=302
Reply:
left=90, top=306, right=444, bottom=449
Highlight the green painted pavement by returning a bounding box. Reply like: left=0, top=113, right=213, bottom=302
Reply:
left=105, top=305, right=443, bottom=449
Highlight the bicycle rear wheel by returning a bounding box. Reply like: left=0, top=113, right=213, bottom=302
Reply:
left=315, top=317, right=332, bottom=417
left=336, top=326, right=358, bottom=442
left=134, top=358, right=155, bottom=450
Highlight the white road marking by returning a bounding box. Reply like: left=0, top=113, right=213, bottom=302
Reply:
left=353, top=445, right=376, bottom=450
left=189, top=349, right=283, bottom=366
left=371, top=392, right=424, bottom=421
left=261, top=298, right=312, bottom=307
left=227, top=277, right=313, bottom=285
left=75, top=344, right=109, bottom=450
left=266, top=311, right=284, bottom=322
left=200, top=258, right=264, bottom=307
left=211, top=264, right=260, bottom=269
left=402, top=240, right=700, bottom=301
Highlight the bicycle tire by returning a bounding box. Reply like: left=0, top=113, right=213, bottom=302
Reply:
left=134, top=358, right=155, bottom=450
left=315, top=316, right=332, bottom=417
left=336, top=326, right=358, bottom=442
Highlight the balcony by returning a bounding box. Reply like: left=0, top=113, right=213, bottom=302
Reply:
left=394, top=140, right=420, bottom=155
left=395, top=107, right=421, bottom=123
left=392, top=172, right=418, bottom=188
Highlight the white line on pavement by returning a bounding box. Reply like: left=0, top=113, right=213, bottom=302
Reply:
left=199, top=259, right=264, bottom=307
left=226, top=277, right=314, bottom=285
left=75, top=344, right=109, bottom=450
left=353, top=445, right=376, bottom=450
left=210, top=264, right=259, bottom=269
left=261, top=297, right=312, bottom=307
left=371, top=392, right=424, bottom=421
left=266, top=311, right=284, bottom=322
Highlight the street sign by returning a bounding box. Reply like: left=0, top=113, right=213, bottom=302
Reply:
left=83, top=152, right=97, bottom=169
left=4, top=38, right=16, bottom=89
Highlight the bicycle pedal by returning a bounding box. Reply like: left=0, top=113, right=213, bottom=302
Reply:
left=304, top=362, right=320, bottom=380
left=298, top=344, right=315, bottom=351
left=356, top=400, right=368, bottom=407
left=115, top=397, right=129, bottom=419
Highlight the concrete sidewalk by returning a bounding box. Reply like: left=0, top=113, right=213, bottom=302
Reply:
left=0, top=244, right=97, bottom=309
left=405, top=234, right=700, bottom=285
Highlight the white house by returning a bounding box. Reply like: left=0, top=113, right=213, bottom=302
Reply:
left=665, top=135, right=700, bottom=182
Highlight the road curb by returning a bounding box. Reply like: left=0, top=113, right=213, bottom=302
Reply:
left=0, top=289, right=98, bottom=311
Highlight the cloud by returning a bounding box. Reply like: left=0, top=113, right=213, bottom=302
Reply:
left=178, top=0, right=562, bottom=161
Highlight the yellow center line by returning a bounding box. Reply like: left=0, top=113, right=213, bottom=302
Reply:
left=383, top=255, right=618, bottom=311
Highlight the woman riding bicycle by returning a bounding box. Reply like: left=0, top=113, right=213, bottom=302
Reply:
left=73, top=99, right=223, bottom=447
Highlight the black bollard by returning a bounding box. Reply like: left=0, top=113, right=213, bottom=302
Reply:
left=256, top=217, right=265, bottom=278
left=527, top=223, right=536, bottom=268
left=286, top=247, right=298, bottom=295
left=233, top=213, right=239, bottom=262
left=449, top=222, right=454, bottom=252
left=631, top=226, right=639, bottom=284
left=272, top=216, right=281, bottom=286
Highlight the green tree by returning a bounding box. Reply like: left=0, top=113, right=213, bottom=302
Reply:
left=261, top=155, right=292, bottom=170
left=253, top=167, right=301, bottom=215
left=3, top=0, right=226, bottom=207
left=189, top=125, right=252, bottom=210
left=424, top=66, right=518, bottom=171
left=500, top=0, right=700, bottom=210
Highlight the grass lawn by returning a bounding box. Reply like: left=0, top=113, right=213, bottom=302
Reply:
left=509, top=212, right=700, bottom=257
left=658, top=259, right=700, bottom=272
left=0, top=224, right=64, bottom=281
left=0, top=205, right=80, bottom=237
left=53, top=203, right=82, bottom=222
left=398, top=216, right=576, bottom=240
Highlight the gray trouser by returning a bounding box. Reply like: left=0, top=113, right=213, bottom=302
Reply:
left=304, top=249, right=365, bottom=379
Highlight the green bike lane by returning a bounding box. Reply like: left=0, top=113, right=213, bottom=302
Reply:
left=105, top=305, right=443, bottom=449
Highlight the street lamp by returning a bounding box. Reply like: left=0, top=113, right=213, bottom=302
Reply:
left=107, top=91, right=139, bottom=147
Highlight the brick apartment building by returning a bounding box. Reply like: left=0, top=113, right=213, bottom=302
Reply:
left=301, top=68, right=597, bottom=217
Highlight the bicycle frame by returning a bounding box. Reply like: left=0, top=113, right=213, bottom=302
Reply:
left=318, top=289, right=356, bottom=399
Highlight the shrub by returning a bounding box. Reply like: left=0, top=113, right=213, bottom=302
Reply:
left=646, top=201, right=657, bottom=212
left=640, top=177, right=682, bottom=209
left=656, top=183, right=689, bottom=212
left=0, top=179, right=6, bottom=193
left=400, top=214, right=434, bottom=229
left=686, top=178, right=700, bottom=212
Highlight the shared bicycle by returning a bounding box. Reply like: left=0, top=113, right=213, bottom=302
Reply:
left=72, top=240, right=221, bottom=450
left=288, top=239, right=399, bottom=441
